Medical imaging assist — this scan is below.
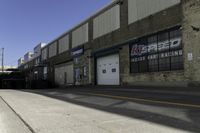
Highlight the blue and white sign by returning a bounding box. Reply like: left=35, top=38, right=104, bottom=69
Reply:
left=71, top=46, right=84, bottom=57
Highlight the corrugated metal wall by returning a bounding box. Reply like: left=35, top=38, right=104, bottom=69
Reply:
left=93, top=5, right=120, bottom=39
left=41, top=48, right=48, bottom=61
left=49, top=42, right=57, bottom=58
left=55, top=63, right=74, bottom=86
left=58, top=35, right=69, bottom=54
left=72, top=23, right=88, bottom=48
left=128, top=0, right=181, bottom=24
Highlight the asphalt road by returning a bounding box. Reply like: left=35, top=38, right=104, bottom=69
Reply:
left=66, top=87, right=200, bottom=107
left=0, top=88, right=200, bottom=133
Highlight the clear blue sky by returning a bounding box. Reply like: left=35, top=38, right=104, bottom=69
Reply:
left=0, top=0, right=112, bottom=66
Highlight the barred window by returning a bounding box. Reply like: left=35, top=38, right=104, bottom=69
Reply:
left=130, top=62, right=139, bottom=73
left=171, top=50, right=184, bottom=70
left=130, top=27, right=183, bottom=73
left=159, top=57, right=170, bottom=71
left=148, top=54, right=159, bottom=72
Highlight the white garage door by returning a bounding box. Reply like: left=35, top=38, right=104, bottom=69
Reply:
left=55, top=63, right=74, bottom=86
left=97, top=54, right=120, bottom=85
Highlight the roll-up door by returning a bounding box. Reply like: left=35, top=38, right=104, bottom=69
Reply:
left=97, top=54, right=120, bottom=85
left=55, top=62, right=74, bottom=86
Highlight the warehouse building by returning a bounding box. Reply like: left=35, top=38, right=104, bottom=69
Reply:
left=19, top=0, right=200, bottom=87
left=18, top=58, right=24, bottom=67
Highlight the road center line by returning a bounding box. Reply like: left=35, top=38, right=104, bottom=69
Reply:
left=78, top=92, right=200, bottom=109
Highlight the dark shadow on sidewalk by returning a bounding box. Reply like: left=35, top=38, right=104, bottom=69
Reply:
left=20, top=89, right=200, bottom=132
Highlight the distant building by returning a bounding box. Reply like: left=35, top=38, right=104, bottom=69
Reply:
left=24, top=52, right=33, bottom=63
left=18, top=58, right=24, bottom=67
left=33, top=43, right=46, bottom=58
left=0, top=66, right=17, bottom=73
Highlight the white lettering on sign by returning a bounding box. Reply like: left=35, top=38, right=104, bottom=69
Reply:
left=158, top=40, right=170, bottom=51
left=131, top=56, right=146, bottom=62
left=131, top=50, right=183, bottom=62
left=131, top=45, right=147, bottom=56
left=170, top=38, right=181, bottom=49
left=71, top=48, right=83, bottom=56
left=148, top=43, right=157, bottom=53
left=130, top=37, right=181, bottom=56
left=148, top=54, right=158, bottom=60
left=159, top=50, right=182, bottom=58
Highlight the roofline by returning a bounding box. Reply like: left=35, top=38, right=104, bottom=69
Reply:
left=44, top=0, right=120, bottom=48
left=33, top=42, right=47, bottom=50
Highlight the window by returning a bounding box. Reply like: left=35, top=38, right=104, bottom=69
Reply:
left=148, top=54, right=159, bottom=72
left=148, top=35, right=158, bottom=72
left=171, top=50, right=184, bottom=70
left=112, top=68, right=116, bottom=73
left=43, top=67, right=48, bottom=80
left=34, top=71, right=38, bottom=80
left=130, top=38, right=148, bottom=73
left=35, top=58, right=40, bottom=66
left=75, top=68, right=81, bottom=82
left=138, top=38, right=148, bottom=72
left=130, top=61, right=139, bottom=73
left=74, top=57, right=80, bottom=65
left=130, top=27, right=183, bottom=73
left=159, top=55, right=170, bottom=71
left=83, top=66, right=87, bottom=77
left=170, top=29, right=183, bottom=70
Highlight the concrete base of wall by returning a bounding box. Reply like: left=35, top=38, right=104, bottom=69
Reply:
left=125, top=81, right=189, bottom=88
left=124, top=81, right=200, bottom=88
left=188, top=81, right=200, bottom=87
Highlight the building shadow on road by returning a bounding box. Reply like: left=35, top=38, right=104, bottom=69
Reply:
left=21, top=89, right=200, bottom=132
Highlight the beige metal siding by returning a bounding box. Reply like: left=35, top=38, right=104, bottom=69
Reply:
left=128, top=0, right=181, bottom=24
left=55, top=63, right=74, bottom=86
left=72, top=23, right=88, bottom=48
left=41, top=48, right=48, bottom=60
left=58, top=35, right=69, bottom=54
left=49, top=42, right=57, bottom=58
left=93, top=5, right=120, bottom=39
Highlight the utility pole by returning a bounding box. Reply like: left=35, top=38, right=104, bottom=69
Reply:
left=2, top=48, right=4, bottom=72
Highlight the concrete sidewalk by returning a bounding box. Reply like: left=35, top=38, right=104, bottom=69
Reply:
left=0, top=89, right=197, bottom=133
left=0, top=96, right=32, bottom=133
